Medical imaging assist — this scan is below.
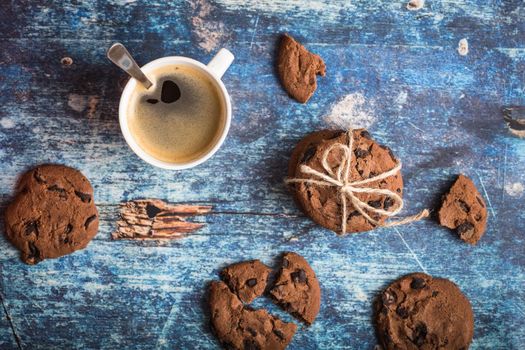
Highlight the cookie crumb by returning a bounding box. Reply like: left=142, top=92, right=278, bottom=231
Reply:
left=61, top=57, right=73, bottom=66
left=407, top=0, right=424, bottom=11
left=458, top=38, right=469, bottom=56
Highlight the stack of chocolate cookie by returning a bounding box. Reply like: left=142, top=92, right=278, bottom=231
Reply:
left=208, top=252, right=321, bottom=350
left=287, top=129, right=404, bottom=234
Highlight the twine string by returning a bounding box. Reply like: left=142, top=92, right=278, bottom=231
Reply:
left=286, top=130, right=429, bottom=234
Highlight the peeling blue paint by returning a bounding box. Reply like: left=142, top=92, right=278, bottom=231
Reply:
left=0, top=0, right=524, bottom=349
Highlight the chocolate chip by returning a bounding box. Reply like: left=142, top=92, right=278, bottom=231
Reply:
left=413, top=323, right=427, bottom=346
left=24, top=221, right=38, bottom=236
left=457, top=199, right=470, bottom=213
left=27, top=242, right=41, bottom=262
left=161, top=80, right=181, bottom=103
left=396, top=306, right=409, bottom=319
left=247, top=327, right=257, bottom=337
left=301, top=145, right=316, bottom=163
left=291, top=269, right=307, bottom=283
left=243, top=339, right=260, bottom=350
left=348, top=211, right=361, bottom=219
left=246, top=278, right=257, bottom=287
left=410, top=277, right=426, bottom=289
left=65, top=223, right=73, bottom=234
left=48, top=185, right=67, bottom=198
left=354, top=148, right=369, bottom=158
left=306, top=187, right=313, bottom=200
left=382, top=290, right=396, bottom=306
left=383, top=198, right=395, bottom=210
left=273, top=329, right=285, bottom=339
left=368, top=200, right=382, bottom=208
left=457, top=222, right=475, bottom=239
left=476, top=196, right=485, bottom=208
left=84, top=215, right=97, bottom=229
left=396, top=188, right=401, bottom=193
left=360, top=130, right=371, bottom=139
left=282, top=258, right=289, bottom=268
left=33, top=171, right=46, bottom=184
left=383, top=330, right=393, bottom=344
left=146, top=204, right=162, bottom=218
left=432, top=291, right=439, bottom=297
left=75, top=191, right=91, bottom=203
left=146, top=98, right=159, bottom=104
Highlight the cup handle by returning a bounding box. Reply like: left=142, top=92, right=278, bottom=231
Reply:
left=207, top=48, right=234, bottom=79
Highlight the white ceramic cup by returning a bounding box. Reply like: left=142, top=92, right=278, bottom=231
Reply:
left=118, top=48, right=234, bottom=170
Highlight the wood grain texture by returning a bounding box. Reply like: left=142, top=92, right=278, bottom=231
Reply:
left=0, top=0, right=524, bottom=349
left=112, top=199, right=211, bottom=240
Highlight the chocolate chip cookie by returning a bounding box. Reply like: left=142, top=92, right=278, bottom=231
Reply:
left=269, top=252, right=321, bottom=325
left=288, top=129, right=403, bottom=234
left=277, top=34, right=326, bottom=103
left=221, top=260, right=272, bottom=304
left=209, top=281, right=297, bottom=350
left=4, top=165, right=99, bottom=264
left=438, top=174, right=487, bottom=244
left=376, top=273, right=474, bottom=350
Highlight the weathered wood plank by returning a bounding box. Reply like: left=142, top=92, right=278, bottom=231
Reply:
left=0, top=0, right=523, bottom=348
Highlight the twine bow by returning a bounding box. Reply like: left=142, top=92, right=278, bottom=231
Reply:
left=286, top=130, right=429, bottom=234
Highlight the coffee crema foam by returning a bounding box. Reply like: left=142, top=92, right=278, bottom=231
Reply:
left=127, top=65, right=225, bottom=164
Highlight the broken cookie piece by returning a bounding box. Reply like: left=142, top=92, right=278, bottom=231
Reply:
left=269, top=252, right=321, bottom=325
left=277, top=34, right=326, bottom=103
left=209, top=281, right=297, bottom=350
left=221, top=260, right=272, bottom=304
left=438, top=174, right=488, bottom=244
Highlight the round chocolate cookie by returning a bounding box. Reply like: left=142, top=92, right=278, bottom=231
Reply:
left=4, top=165, right=99, bottom=264
left=288, top=129, right=403, bottom=234
left=376, top=273, right=474, bottom=350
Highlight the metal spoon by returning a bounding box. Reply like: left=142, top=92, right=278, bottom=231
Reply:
left=107, top=43, right=153, bottom=89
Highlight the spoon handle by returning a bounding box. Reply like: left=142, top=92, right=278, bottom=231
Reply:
left=107, top=43, right=153, bottom=89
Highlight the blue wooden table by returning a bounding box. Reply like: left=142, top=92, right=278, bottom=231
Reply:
left=0, top=1, right=524, bottom=349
